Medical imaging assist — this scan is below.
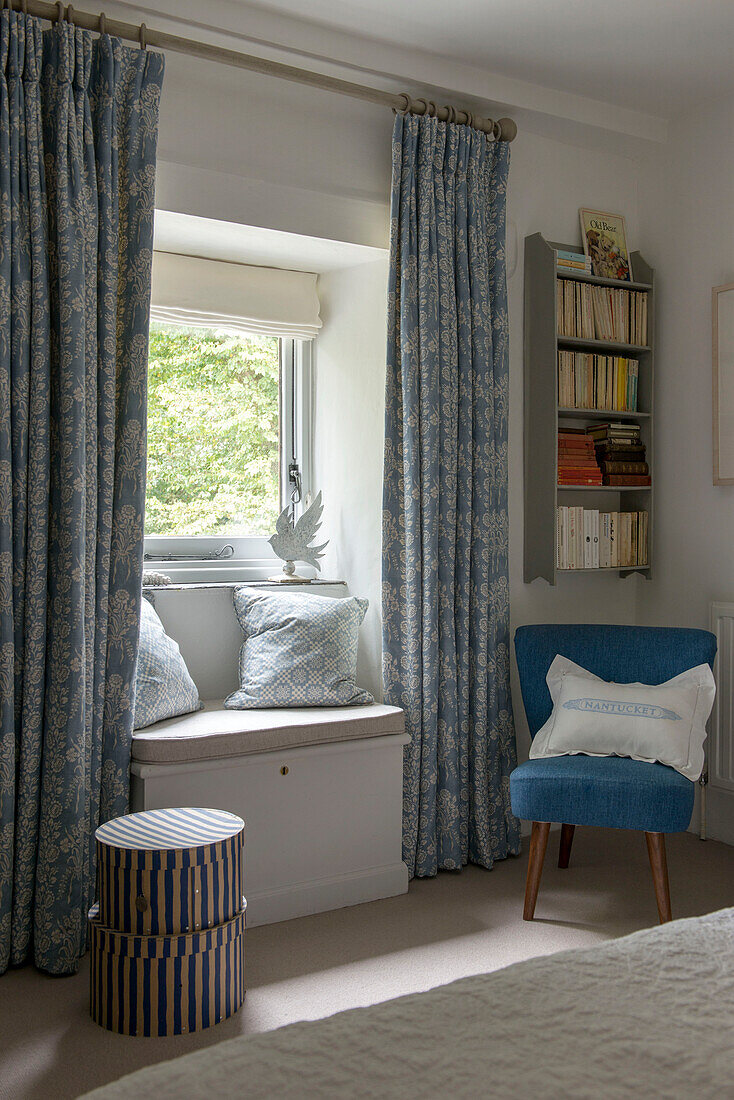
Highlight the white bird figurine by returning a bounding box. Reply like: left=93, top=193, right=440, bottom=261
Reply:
left=268, top=491, right=329, bottom=580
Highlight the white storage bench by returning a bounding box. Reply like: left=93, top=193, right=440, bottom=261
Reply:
left=131, top=700, right=409, bottom=927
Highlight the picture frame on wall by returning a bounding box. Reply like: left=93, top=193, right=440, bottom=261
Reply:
left=579, top=208, right=633, bottom=282
left=712, top=281, right=734, bottom=484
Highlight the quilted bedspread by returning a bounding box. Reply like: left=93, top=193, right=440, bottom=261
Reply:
left=82, top=908, right=734, bottom=1100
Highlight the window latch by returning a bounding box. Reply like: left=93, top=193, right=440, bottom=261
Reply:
left=289, top=461, right=302, bottom=505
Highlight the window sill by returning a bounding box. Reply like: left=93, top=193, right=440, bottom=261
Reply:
left=142, top=579, right=346, bottom=592
left=143, top=558, right=316, bottom=585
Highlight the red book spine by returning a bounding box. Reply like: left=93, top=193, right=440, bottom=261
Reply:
left=602, top=474, right=651, bottom=486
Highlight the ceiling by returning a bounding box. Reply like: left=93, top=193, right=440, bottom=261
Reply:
left=229, top=0, right=734, bottom=118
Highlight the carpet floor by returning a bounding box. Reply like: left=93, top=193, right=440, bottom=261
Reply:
left=2, top=827, right=733, bottom=1100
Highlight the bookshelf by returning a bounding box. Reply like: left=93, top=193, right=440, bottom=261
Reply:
left=523, top=232, right=654, bottom=583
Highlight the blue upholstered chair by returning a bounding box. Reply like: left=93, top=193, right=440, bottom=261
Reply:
left=510, top=624, right=717, bottom=924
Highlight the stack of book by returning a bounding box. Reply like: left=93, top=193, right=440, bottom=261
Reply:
left=585, top=423, right=650, bottom=486
left=555, top=249, right=592, bottom=274
left=558, top=428, right=602, bottom=485
left=556, top=507, right=649, bottom=569
left=558, top=351, right=639, bottom=412
left=557, top=279, right=648, bottom=345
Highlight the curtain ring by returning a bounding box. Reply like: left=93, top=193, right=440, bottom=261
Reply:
left=394, top=92, right=411, bottom=115
left=139, top=21, right=147, bottom=49
left=66, top=4, right=74, bottom=24
left=465, top=111, right=474, bottom=129
left=98, top=11, right=106, bottom=33
left=55, top=1, right=65, bottom=22
left=412, top=98, right=428, bottom=117
left=492, top=119, right=502, bottom=141
left=426, top=100, right=437, bottom=119
left=22, top=0, right=27, bottom=13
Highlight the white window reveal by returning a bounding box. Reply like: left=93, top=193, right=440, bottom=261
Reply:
left=144, top=252, right=320, bottom=582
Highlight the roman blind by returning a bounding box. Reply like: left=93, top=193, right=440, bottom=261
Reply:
left=150, top=251, right=322, bottom=340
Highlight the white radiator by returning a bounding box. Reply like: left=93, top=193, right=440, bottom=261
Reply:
left=709, top=602, right=734, bottom=792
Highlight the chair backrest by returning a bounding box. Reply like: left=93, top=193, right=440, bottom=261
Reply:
left=515, top=624, right=717, bottom=739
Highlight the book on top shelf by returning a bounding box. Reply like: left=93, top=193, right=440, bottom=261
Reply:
left=555, top=248, right=592, bottom=273
left=578, top=208, right=633, bottom=281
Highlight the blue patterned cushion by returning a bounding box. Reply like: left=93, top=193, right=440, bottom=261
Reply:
left=133, top=597, right=201, bottom=729
left=225, top=590, right=374, bottom=709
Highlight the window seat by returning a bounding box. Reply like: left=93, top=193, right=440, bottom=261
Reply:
left=132, top=700, right=405, bottom=764
left=130, top=700, right=409, bottom=927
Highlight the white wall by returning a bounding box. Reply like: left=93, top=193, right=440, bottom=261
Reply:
left=314, top=260, right=390, bottom=700
left=637, top=94, right=734, bottom=841
left=153, top=48, right=391, bottom=249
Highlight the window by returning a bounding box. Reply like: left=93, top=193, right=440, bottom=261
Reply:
left=144, top=323, right=312, bottom=582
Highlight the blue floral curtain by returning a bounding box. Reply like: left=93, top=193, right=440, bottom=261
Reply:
left=382, top=113, right=520, bottom=878
left=0, top=12, right=163, bottom=975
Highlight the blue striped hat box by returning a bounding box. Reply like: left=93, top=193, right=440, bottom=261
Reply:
left=95, top=807, right=245, bottom=936
left=88, top=900, right=246, bottom=1036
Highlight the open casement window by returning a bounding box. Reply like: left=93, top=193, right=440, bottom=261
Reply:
left=144, top=252, right=319, bottom=582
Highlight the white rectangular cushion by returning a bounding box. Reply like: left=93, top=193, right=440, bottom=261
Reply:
left=529, top=655, right=716, bottom=780
left=131, top=700, right=405, bottom=764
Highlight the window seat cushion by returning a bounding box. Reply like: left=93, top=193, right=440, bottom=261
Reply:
left=131, top=699, right=405, bottom=765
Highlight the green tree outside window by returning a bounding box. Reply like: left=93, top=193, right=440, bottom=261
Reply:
left=145, top=323, right=281, bottom=537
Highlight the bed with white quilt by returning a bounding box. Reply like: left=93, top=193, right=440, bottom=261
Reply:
left=82, top=908, right=734, bottom=1100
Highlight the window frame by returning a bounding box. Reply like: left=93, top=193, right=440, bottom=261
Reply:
left=143, top=335, right=313, bottom=583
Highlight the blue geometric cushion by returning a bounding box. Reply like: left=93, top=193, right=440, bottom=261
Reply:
left=225, top=589, right=374, bottom=709
left=133, top=597, right=201, bottom=729
left=509, top=754, right=694, bottom=833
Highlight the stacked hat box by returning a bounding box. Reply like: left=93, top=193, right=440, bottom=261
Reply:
left=89, top=806, right=246, bottom=1036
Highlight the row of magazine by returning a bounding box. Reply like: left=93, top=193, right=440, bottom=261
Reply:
left=557, top=278, right=648, bottom=345
left=558, top=351, right=639, bottom=412
left=556, top=507, right=649, bottom=570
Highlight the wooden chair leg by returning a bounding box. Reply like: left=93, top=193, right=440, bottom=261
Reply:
left=645, top=832, right=672, bottom=924
left=558, top=823, right=575, bottom=869
left=523, top=821, right=551, bottom=921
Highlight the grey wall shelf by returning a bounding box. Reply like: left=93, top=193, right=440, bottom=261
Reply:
left=558, top=407, right=650, bottom=420
left=524, top=232, right=654, bottom=584
left=554, top=266, right=652, bottom=292
left=559, top=336, right=650, bottom=354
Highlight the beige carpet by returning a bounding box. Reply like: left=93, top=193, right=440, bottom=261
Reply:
left=2, top=827, right=733, bottom=1100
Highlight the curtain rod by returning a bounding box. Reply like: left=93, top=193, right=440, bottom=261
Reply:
left=8, top=0, right=518, bottom=141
